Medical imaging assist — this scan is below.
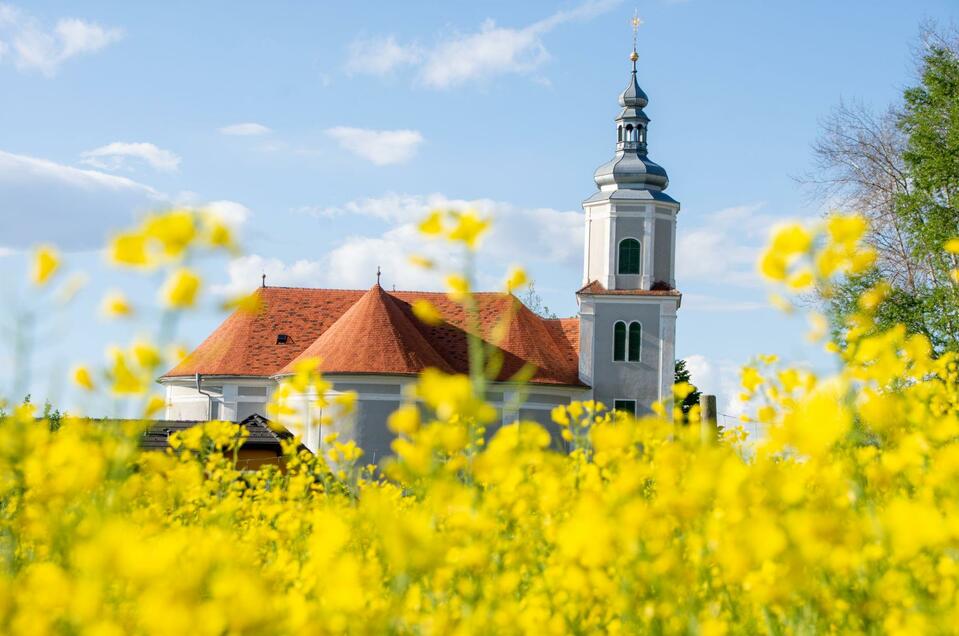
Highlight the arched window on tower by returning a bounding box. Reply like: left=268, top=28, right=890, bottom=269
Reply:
left=613, top=321, right=626, bottom=361
left=618, top=238, right=641, bottom=275
left=625, top=124, right=633, bottom=142
left=638, top=127, right=646, bottom=144
left=617, top=125, right=622, bottom=142
left=628, top=322, right=642, bottom=362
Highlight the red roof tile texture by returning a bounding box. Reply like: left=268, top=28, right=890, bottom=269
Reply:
left=163, top=285, right=583, bottom=386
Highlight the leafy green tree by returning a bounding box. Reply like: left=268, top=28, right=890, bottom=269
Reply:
left=674, top=359, right=702, bottom=416
left=810, top=26, right=959, bottom=354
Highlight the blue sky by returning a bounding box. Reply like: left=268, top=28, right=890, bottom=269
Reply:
left=1, top=0, right=956, bottom=419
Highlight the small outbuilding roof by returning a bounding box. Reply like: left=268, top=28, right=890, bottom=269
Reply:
left=141, top=413, right=294, bottom=452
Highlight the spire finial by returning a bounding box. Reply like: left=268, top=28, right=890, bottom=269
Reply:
left=630, top=10, right=643, bottom=68
left=261, top=273, right=266, bottom=288
left=376, top=265, right=381, bottom=286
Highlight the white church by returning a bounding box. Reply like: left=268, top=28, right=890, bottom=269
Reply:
left=160, top=46, right=681, bottom=460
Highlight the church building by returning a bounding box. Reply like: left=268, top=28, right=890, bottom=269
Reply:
left=160, top=48, right=681, bottom=460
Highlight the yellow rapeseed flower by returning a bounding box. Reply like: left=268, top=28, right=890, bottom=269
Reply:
left=222, top=291, right=263, bottom=314
left=100, top=291, right=133, bottom=317
left=447, top=211, right=490, bottom=250
left=770, top=223, right=813, bottom=255
left=408, top=254, right=435, bottom=269
left=943, top=237, right=959, bottom=254
left=412, top=299, right=444, bottom=325
left=31, top=244, right=60, bottom=286
left=72, top=365, right=95, bottom=391
left=826, top=214, right=867, bottom=247
left=418, top=211, right=444, bottom=236
left=160, top=268, right=201, bottom=309
left=143, top=209, right=196, bottom=257
left=109, top=232, right=149, bottom=266
left=445, top=275, right=470, bottom=302
left=388, top=404, right=421, bottom=435
left=503, top=266, right=528, bottom=294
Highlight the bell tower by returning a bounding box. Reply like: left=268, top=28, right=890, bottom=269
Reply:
left=577, top=18, right=681, bottom=414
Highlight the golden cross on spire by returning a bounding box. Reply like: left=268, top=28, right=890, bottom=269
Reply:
left=631, top=10, right=643, bottom=62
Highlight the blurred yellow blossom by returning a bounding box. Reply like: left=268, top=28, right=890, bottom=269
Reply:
left=108, top=232, right=149, bottom=267
left=31, top=244, right=60, bottom=286
left=412, top=299, right=443, bottom=325
left=445, top=274, right=470, bottom=302
left=100, top=291, right=133, bottom=317
left=143, top=209, right=196, bottom=257
left=72, top=365, right=95, bottom=391
left=408, top=254, right=435, bottom=269
left=418, top=211, right=444, bottom=235
left=160, top=268, right=201, bottom=308
left=503, top=266, right=528, bottom=294
left=447, top=211, right=490, bottom=250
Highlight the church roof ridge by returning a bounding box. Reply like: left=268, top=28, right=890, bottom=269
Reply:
left=276, top=284, right=454, bottom=376
left=161, top=286, right=583, bottom=386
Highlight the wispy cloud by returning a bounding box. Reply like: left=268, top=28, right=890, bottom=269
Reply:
left=325, top=127, right=424, bottom=166
left=0, top=4, right=122, bottom=76
left=343, top=0, right=619, bottom=89
left=345, top=35, right=422, bottom=76
left=219, top=122, right=272, bottom=136
left=677, top=203, right=781, bottom=288
left=0, top=148, right=251, bottom=250
left=0, top=149, right=159, bottom=249
left=218, top=192, right=581, bottom=296
left=682, top=354, right=749, bottom=421
left=80, top=142, right=181, bottom=173
left=681, top=293, right=766, bottom=312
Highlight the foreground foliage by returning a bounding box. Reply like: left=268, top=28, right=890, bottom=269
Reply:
left=2, top=206, right=959, bottom=634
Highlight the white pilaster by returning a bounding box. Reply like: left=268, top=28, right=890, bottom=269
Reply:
left=583, top=214, right=592, bottom=286
left=221, top=384, right=238, bottom=421
left=641, top=208, right=655, bottom=289
left=605, top=208, right=616, bottom=289
left=658, top=301, right=678, bottom=410
left=669, top=217, right=677, bottom=288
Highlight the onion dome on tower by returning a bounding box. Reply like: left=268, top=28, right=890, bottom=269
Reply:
left=593, top=44, right=670, bottom=193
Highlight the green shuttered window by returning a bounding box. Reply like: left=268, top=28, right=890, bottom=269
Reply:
left=618, top=238, right=641, bottom=275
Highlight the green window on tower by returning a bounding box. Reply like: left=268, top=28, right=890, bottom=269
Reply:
left=618, top=238, right=641, bottom=274
left=613, top=321, right=626, bottom=361
left=613, top=400, right=636, bottom=416
left=628, top=322, right=642, bottom=362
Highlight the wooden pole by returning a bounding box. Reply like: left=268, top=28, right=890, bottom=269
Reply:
left=700, top=394, right=718, bottom=444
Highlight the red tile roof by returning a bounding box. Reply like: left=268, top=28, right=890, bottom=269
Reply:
left=163, top=285, right=583, bottom=387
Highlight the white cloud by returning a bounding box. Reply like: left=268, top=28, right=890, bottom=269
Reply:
left=0, top=4, right=123, bottom=76
left=214, top=255, right=329, bottom=296
left=0, top=149, right=160, bottom=249
left=677, top=203, right=780, bottom=288
left=300, top=192, right=581, bottom=266
left=203, top=200, right=250, bottom=228
left=219, top=122, right=271, bottom=136
left=0, top=149, right=251, bottom=250
left=218, top=192, right=581, bottom=297
left=80, top=142, right=181, bottom=173
left=344, top=35, right=422, bottom=76
left=681, top=293, right=766, bottom=312
left=345, top=0, right=619, bottom=89
left=325, top=127, right=424, bottom=166
left=682, top=354, right=748, bottom=422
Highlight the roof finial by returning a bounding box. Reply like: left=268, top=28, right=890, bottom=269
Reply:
left=630, top=10, right=643, bottom=68
left=376, top=265, right=381, bottom=286
left=261, top=273, right=266, bottom=288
